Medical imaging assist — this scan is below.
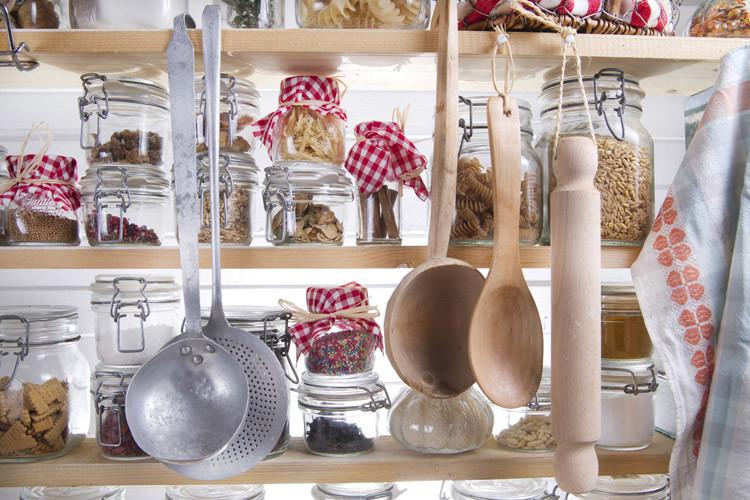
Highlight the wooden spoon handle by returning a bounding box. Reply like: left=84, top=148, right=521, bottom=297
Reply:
left=427, top=0, right=458, bottom=260
left=550, top=136, right=601, bottom=494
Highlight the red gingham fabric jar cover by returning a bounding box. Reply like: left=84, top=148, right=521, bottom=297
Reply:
left=0, top=154, right=81, bottom=213
left=253, top=76, right=348, bottom=158
left=287, top=282, right=382, bottom=355
left=344, top=121, right=428, bottom=201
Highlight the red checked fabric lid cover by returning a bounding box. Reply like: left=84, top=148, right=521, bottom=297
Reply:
left=344, top=121, right=428, bottom=201
left=253, top=76, right=348, bottom=158
left=0, top=155, right=81, bottom=213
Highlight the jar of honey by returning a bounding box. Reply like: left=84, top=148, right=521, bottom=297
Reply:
left=601, top=283, right=653, bottom=361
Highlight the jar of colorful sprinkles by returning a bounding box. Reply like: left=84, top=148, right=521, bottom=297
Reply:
left=280, top=282, right=382, bottom=376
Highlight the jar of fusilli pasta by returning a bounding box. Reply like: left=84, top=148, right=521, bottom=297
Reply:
left=451, top=96, right=542, bottom=246
left=538, top=69, right=654, bottom=246
left=295, top=0, right=431, bottom=28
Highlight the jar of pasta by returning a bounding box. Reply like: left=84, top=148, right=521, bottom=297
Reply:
left=452, top=96, right=542, bottom=246
left=296, top=0, right=430, bottom=28
left=602, top=283, right=653, bottom=361
left=262, top=163, right=353, bottom=246
left=538, top=69, right=654, bottom=246
left=78, top=74, right=170, bottom=172
left=0, top=306, right=89, bottom=462
left=565, top=475, right=669, bottom=499
left=195, top=74, right=261, bottom=155
left=255, top=76, right=347, bottom=166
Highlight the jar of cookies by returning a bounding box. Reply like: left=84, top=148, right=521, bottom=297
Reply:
left=0, top=306, right=90, bottom=462
left=452, top=96, right=542, bottom=246
left=262, top=163, right=353, bottom=246
left=296, top=0, right=431, bottom=28
left=539, top=69, right=654, bottom=246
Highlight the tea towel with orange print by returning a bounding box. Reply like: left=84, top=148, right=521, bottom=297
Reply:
left=632, top=45, right=750, bottom=499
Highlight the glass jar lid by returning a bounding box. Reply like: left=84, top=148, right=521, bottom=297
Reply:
left=201, top=306, right=289, bottom=339
left=459, top=95, right=533, bottom=137
left=586, top=475, right=669, bottom=498
left=197, top=151, right=260, bottom=187
left=80, top=73, right=170, bottom=111
left=91, top=363, right=139, bottom=398
left=194, top=74, right=262, bottom=121
left=166, top=484, right=265, bottom=500
left=297, top=371, right=391, bottom=412
left=601, top=359, right=658, bottom=395
left=19, top=486, right=126, bottom=500
left=539, top=68, right=644, bottom=116
left=601, top=283, right=642, bottom=314
left=0, top=305, right=79, bottom=344
left=451, top=478, right=550, bottom=500
left=89, top=274, right=180, bottom=305
left=264, top=162, right=354, bottom=200
left=313, top=483, right=397, bottom=499
left=80, top=164, right=171, bottom=199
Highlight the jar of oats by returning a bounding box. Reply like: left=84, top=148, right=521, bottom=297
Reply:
left=539, top=69, right=654, bottom=246
left=452, top=96, right=542, bottom=246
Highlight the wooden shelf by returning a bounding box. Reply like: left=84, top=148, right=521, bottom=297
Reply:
left=1, top=29, right=745, bottom=93
left=0, top=435, right=673, bottom=486
left=0, top=245, right=641, bottom=269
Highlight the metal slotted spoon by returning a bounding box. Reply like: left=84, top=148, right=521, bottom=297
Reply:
left=166, top=5, right=289, bottom=480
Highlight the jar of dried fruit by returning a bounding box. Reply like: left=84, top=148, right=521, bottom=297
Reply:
left=295, top=0, right=430, bottom=28
left=602, top=283, right=653, bottom=361
left=20, top=487, right=126, bottom=500
left=312, top=483, right=400, bottom=500
left=166, top=484, right=265, bottom=500
left=538, top=69, right=654, bottom=246
left=80, top=165, right=170, bottom=246
left=0, top=306, right=89, bottom=462
left=449, top=478, right=554, bottom=500
left=89, top=274, right=181, bottom=366
left=91, top=364, right=148, bottom=460
left=297, top=370, right=391, bottom=457
left=262, top=163, right=353, bottom=246
left=565, top=474, right=669, bottom=499
left=452, top=96, right=542, bottom=246
left=195, top=74, right=261, bottom=155
left=689, top=0, right=750, bottom=37
left=78, top=74, right=170, bottom=172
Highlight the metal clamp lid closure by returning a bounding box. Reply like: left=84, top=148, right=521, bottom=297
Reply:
left=197, top=151, right=234, bottom=229
left=197, top=74, right=239, bottom=149
left=593, top=68, right=626, bottom=141
left=109, top=277, right=150, bottom=354
left=263, top=165, right=294, bottom=243
left=0, top=3, right=38, bottom=72
left=79, top=73, right=110, bottom=150
left=94, top=369, right=128, bottom=447
left=0, top=315, right=30, bottom=391
left=92, top=165, right=132, bottom=244
left=602, top=364, right=658, bottom=395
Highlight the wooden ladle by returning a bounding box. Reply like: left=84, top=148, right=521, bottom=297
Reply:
left=468, top=96, right=543, bottom=409
left=384, top=0, right=485, bottom=399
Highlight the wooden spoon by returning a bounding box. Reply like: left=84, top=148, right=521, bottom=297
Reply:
left=383, top=0, right=485, bottom=399
left=468, top=96, right=543, bottom=409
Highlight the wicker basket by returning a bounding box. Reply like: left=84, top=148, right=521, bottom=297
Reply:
left=464, top=11, right=667, bottom=36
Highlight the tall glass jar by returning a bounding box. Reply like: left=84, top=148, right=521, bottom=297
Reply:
left=80, top=165, right=170, bottom=246
left=689, top=0, right=750, bottom=36
left=263, top=163, right=353, bottom=246
left=566, top=475, right=669, bottom=500
left=19, top=487, right=126, bottom=500
left=452, top=96, right=542, bottom=246
left=91, top=364, right=148, bottom=460
left=296, top=0, right=431, bottom=28
left=356, top=178, right=402, bottom=246
left=312, top=483, right=400, bottom=500
left=89, top=274, right=181, bottom=365
left=449, top=478, right=554, bottom=500
left=297, top=371, right=391, bottom=457
left=538, top=69, right=654, bottom=246
left=599, top=359, right=658, bottom=450
left=78, top=74, right=170, bottom=172
left=166, top=484, right=265, bottom=500
left=602, top=283, right=653, bottom=361
left=0, top=306, right=89, bottom=462
left=223, top=0, right=284, bottom=28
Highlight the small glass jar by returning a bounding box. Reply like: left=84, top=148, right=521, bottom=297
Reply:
left=195, top=74, right=261, bottom=155
left=89, top=274, right=181, bottom=365
left=539, top=69, right=654, bottom=246
left=166, top=485, right=265, bottom=500
left=70, top=0, right=188, bottom=28
left=19, top=487, right=126, bottom=500
left=452, top=96, right=542, bottom=246
left=388, top=385, right=493, bottom=454
left=449, top=478, right=553, bottom=500
left=312, top=483, right=400, bottom=500
left=224, top=0, right=284, bottom=28
left=357, top=179, right=402, bottom=246
left=203, top=306, right=296, bottom=459
left=79, top=74, right=170, bottom=171
left=599, top=359, right=658, bottom=451
left=297, top=371, right=391, bottom=457
left=271, top=110, right=346, bottom=166
left=91, top=364, right=148, bottom=460
left=494, top=368, right=555, bottom=452
left=80, top=165, right=170, bottom=246
left=0, top=306, right=89, bottom=462
left=296, top=0, right=431, bottom=28
left=305, top=329, right=378, bottom=376
left=566, top=475, right=669, bottom=500
left=689, top=0, right=750, bottom=36
left=602, top=283, right=653, bottom=361
left=263, top=163, right=353, bottom=246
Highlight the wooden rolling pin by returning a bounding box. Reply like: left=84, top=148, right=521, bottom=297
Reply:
left=550, top=136, right=601, bottom=494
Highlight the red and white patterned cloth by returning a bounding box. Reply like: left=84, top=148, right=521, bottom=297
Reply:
left=457, top=0, right=603, bottom=28
left=253, top=76, right=348, bottom=159
left=0, top=154, right=80, bottom=213
left=287, top=282, right=382, bottom=355
left=344, top=121, right=428, bottom=200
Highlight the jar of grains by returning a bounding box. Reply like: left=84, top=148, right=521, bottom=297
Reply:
left=538, top=69, right=654, bottom=246
left=312, top=483, right=400, bottom=500
left=195, top=74, right=261, bottom=155
left=452, top=96, right=543, bottom=246
left=297, top=371, right=391, bottom=457
left=448, top=479, right=555, bottom=500
left=296, top=0, right=431, bottom=28
left=601, top=283, right=653, bottom=361
left=78, top=74, right=170, bottom=172
left=89, top=274, right=181, bottom=365
left=263, top=163, right=353, bottom=246
left=388, top=385, right=493, bottom=454
left=599, top=360, right=658, bottom=450
left=19, top=487, right=126, bottom=500
left=689, top=0, right=750, bottom=37
left=166, top=484, right=265, bottom=500
left=565, top=475, right=669, bottom=500
left=493, top=367, right=555, bottom=452
left=0, top=306, right=90, bottom=462
left=91, top=364, right=148, bottom=460
left=80, top=165, right=170, bottom=246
